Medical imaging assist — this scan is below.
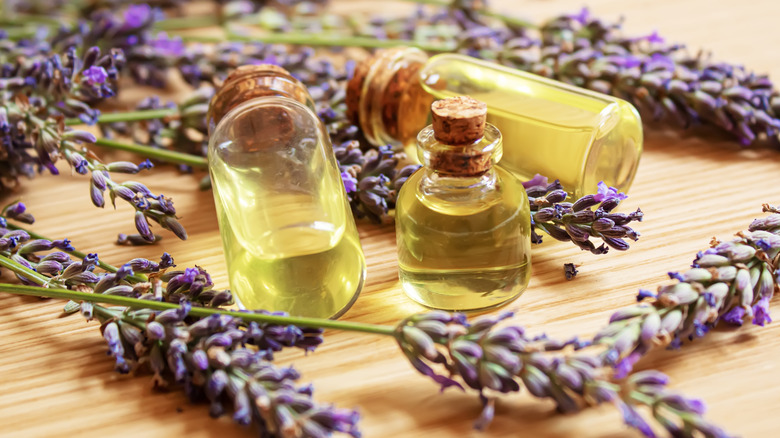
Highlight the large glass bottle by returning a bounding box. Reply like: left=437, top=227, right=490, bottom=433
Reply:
left=395, top=96, right=531, bottom=311
left=207, top=65, right=365, bottom=319
left=347, top=48, right=643, bottom=197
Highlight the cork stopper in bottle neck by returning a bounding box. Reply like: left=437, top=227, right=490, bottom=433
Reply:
left=207, top=64, right=311, bottom=134
left=427, top=96, right=494, bottom=176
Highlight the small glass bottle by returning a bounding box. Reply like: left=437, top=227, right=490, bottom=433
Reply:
left=207, top=65, right=365, bottom=319
left=347, top=48, right=643, bottom=197
left=395, top=96, right=531, bottom=311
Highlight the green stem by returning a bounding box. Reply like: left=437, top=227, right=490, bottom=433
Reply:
left=0, top=283, right=397, bottom=336
left=64, top=108, right=179, bottom=126
left=2, top=12, right=69, bottom=27
left=178, top=32, right=454, bottom=52
left=2, top=219, right=148, bottom=283
left=2, top=26, right=39, bottom=40
left=629, top=391, right=657, bottom=408
left=93, top=138, right=208, bottom=168
left=0, top=255, right=52, bottom=286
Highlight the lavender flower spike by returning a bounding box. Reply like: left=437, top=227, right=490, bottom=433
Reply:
left=592, top=204, right=780, bottom=380
left=92, top=301, right=355, bottom=437
left=394, top=312, right=730, bottom=437
left=526, top=178, right=642, bottom=254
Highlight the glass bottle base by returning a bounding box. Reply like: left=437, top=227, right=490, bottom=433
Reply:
left=399, top=264, right=529, bottom=312
left=233, top=267, right=365, bottom=320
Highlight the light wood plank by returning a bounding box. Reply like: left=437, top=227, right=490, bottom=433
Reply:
left=2, top=1, right=780, bottom=437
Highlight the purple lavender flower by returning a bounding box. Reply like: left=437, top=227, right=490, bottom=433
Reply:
left=722, top=306, right=746, bottom=326
left=149, top=33, right=185, bottom=57
left=563, top=263, right=578, bottom=280
left=522, top=174, right=548, bottom=189
left=644, top=30, right=665, bottom=44
left=752, top=296, right=772, bottom=326
left=594, top=182, right=628, bottom=203
left=122, top=4, right=152, bottom=30
left=569, top=7, right=590, bottom=25
left=341, top=171, right=358, bottom=193
left=83, top=66, right=108, bottom=85
left=2, top=202, right=35, bottom=224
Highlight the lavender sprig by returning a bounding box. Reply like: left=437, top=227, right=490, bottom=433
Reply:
left=395, top=311, right=730, bottom=437
left=0, top=212, right=212, bottom=305
left=593, top=204, right=780, bottom=379
left=0, top=38, right=187, bottom=241
left=93, top=304, right=357, bottom=437
left=525, top=175, right=643, bottom=254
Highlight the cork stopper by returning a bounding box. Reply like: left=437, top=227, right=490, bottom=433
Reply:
left=426, top=96, right=496, bottom=176
left=207, top=64, right=311, bottom=135
left=431, top=96, right=487, bottom=145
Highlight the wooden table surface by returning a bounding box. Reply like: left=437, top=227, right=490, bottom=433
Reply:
left=3, top=1, right=780, bottom=437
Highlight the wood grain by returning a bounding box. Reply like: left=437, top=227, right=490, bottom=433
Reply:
left=3, top=1, right=780, bottom=437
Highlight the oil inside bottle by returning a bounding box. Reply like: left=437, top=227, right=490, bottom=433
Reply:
left=419, top=54, right=642, bottom=196
left=212, top=189, right=365, bottom=318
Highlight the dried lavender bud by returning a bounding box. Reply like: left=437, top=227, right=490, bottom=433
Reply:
left=2, top=202, right=34, bottom=224
left=117, top=233, right=163, bottom=245
left=564, top=263, right=579, bottom=280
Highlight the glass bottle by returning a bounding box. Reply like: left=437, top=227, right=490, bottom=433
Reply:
left=347, top=47, right=643, bottom=197
left=395, top=96, right=531, bottom=311
left=207, top=65, right=365, bottom=319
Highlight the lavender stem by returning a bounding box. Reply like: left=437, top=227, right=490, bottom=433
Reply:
left=176, top=32, right=455, bottom=52
left=64, top=108, right=179, bottom=126
left=93, top=138, right=208, bottom=168
left=0, top=281, right=398, bottom=336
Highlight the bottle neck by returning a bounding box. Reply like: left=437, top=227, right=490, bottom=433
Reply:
left=347, top=47, right=432, bottom=148
left=417, top=123, right=503, bottom=177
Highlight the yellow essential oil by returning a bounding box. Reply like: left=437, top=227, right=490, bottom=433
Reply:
left=208, top=65, right=365, bottom=319
left=211, top=190, right=365, bottom=318
left=395, top=97, right=531, bottom=311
